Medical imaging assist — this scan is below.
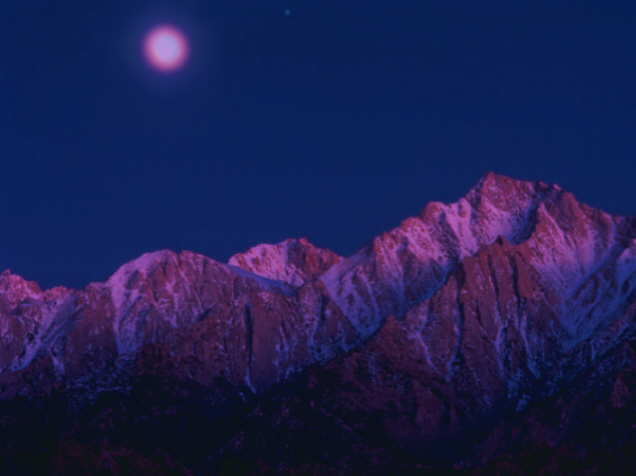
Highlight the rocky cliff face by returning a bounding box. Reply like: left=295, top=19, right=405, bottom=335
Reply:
left=0, top=247, right=355, bottom=397
left=1, top=173, right=635, bottom=474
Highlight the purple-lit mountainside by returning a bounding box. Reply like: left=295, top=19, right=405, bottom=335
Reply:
left=2, top=173, right=636, bottom=474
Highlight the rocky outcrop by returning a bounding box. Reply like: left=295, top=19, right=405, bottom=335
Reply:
left=229, top=237, right=341, bottom=287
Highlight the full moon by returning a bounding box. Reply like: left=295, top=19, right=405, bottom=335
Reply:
left=144, top=25, right=189, bottom=72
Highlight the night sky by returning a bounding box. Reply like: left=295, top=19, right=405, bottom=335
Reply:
left=2, top=1, right=635, bottom=289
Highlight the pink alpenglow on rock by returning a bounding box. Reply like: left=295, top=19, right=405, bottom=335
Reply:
left=143, top=25, right=189, bottom=72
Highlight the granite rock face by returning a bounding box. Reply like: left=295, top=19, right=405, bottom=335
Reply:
left=1, top=173, right=636, bottom=473
left=0, top=248, right=354, bottom=396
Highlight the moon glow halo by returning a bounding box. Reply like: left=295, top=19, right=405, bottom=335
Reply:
left=144, top=26, right=189, bottom=72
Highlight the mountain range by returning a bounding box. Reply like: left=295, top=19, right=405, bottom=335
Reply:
left=2, top=173, right=636, bottom=475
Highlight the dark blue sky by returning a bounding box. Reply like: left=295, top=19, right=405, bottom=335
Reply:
left=1, top=1, right=635, bottom=288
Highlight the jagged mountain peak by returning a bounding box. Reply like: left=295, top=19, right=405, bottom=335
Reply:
left=319, top=174, right=636, bottom=340
left=0, top=269, right=70, bottom=309
left=106, top=250, right=178, bottom=285
left=229, top=237, right=341, bottom=286
left=468, top=171, right=561, bottom=199
left=475, top=170, right=552, bottom=188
